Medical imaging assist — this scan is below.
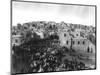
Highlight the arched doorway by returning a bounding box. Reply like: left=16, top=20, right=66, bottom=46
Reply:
left=87, top=47, right=90, bottom=53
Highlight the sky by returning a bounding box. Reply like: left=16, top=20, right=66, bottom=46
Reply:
left=12, top=1, right=95, bottom=26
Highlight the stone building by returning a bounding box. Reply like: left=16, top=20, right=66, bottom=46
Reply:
left=58, top=30, right=71, bottom=49
left=12, top=35, right=23, bottom=46
left=58, top=29, right=95, bottom=54
left=72, top=38, right=95, bottom=53
left=12, top=28, right=26, bottom=46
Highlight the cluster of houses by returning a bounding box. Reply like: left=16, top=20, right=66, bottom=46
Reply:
left=12, top=21, right=96, bottom=54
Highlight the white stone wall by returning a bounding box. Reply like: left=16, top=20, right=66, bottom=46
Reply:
left=12, top=36, right=22, bottom=46
left=58, top=31, right=95, bottom=53
left=58, top=31, right=71, bottom=49
left=72, top=38, right=90, bottom=52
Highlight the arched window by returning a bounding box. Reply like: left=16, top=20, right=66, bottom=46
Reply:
left=83, top=41, right=85, bottom=45
left=66, top=41, right=68, bottom=45
left=64, top=33, right=66, bottom=37
left=91, top=48, right=93, bottom=53
left=78, top=41, right=80, bottom=45
left=87, top=47, right=90, bottom=53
